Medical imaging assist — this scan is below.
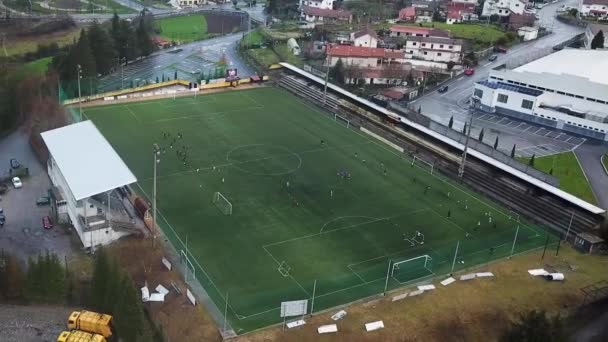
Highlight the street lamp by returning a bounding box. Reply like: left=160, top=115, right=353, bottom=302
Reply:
left=77, top=64, right=83, bottom=121
left=152, top=143, right=161, bottom=246
left=458, top=97, right=479, bottom=179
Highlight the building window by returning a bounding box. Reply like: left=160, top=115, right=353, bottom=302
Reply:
left=440, top=45, right=444, bottom=48
left=521, top=99, right=533, bottom=109
left=474, top=88, right=483, bottom=98
left=437, top=53, right=442, bottom=56
left=422, top=43, right=426, bottom=47
left=424, top=51, right=428, bottom=55
left=497, top=94, right=509, bottom=103
left=412, top=42, right=417, bottom=45
left=449, top=45, right=453, bottom=49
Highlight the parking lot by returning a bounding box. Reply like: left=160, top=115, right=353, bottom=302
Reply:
left=475, top=113, right=585, bottom=158
left=0, top=131, right=76, bottom=265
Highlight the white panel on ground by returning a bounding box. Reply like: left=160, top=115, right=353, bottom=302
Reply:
left=546, top=273, right=564, bottom=281
left=408, top=289, right=424, bottom=297
left=156, top=284, right=169, bottom=296
left=331, top=310, right=347, bottom=321
left=418, top=284, right=436, bottom=291
left=162, top=257, right=172, bottom=271
left=528, top=269, right=549, bottom=276
left=392, top=293, right=409, bottom=302
left=460, top=273, right=477, bottom=281
left=186, top=288, right=196, bottom=306
left=365, top=321, right=384, bottom=332
left=148, top=293, right=165, bottom=302
left=318, top=324, right=338, bottom=334
left=287, top=319, right=306, bottom=329
left=441, top=277, right=456, bottom=286
left=476, top=272, right=494, bottom=278
left=141, top=286, right=150, bottom=302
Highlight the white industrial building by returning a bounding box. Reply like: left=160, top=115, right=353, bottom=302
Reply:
left=41, top=121, right=140, bottom=249
left=473, top=49, right=608, bottom=141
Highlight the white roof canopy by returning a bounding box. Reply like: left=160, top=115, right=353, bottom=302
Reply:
left=41, top=120, right=137, bottom=201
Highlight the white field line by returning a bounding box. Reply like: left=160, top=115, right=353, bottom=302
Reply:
left=262, top=246, right=311, bottom=298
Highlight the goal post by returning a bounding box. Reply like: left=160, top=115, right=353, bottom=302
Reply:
left=213, top=192, right=233, bottom=215
left=411, top=155, right=435, bottom=175
left=180, top=249, right=196, bottom=282
left=334, top=114, right=350, bottom=128
left=391, top=255, right=433, bottom=282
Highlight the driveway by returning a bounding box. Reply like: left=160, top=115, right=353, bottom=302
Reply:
left=0, top=131, right=76, bottom=265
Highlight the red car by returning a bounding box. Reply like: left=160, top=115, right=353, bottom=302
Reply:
left=42, top=216, right=53, bottom=230
left=494, top=46, right=508, bottom=53
left=464, top=68, right=475, bottom=76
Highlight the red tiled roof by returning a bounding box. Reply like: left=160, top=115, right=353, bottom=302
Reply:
left=327, top=44, right=404, bottom=59
left=509, top=13, right=535, bottom=26
left=447, top=1, right=476, bottom=10
left=399, top=7, right=416, bottom=19
left=583, top=0, right=608, bottom=5
left=302, top=6, right=352, bottom=19
left=447, top=4, right=475, bottom=20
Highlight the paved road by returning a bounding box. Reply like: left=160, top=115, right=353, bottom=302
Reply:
left=575, top=143, right=608, bottom=209
left=97, top=31, right=254, bottom=92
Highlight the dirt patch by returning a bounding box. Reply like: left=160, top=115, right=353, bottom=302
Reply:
left=204, top=13, right=247, bottom=34
left=107, top=238, right=222, bottom=342
left=0, top=304, right=76, bottom=342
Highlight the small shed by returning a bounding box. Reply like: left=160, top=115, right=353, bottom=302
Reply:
left=573, top=232, right=604, bottom=254
left=287, top=38, right=301, bottom=56
left=517, top=26, right=539, bottom=42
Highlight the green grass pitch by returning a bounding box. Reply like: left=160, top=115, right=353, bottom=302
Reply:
left=84, top=87, right=551, bottom=333
left=156, top=14, right=207, bottom=43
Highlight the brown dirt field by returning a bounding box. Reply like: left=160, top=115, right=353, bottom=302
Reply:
left=107, top=238, right=222, bottom=342
left=3, top=28, right=80, bottom=57
left=232, top=246, right=607, bottom=342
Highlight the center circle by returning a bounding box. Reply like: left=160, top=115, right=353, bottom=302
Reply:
left=226, top=144, right=302, bottom=176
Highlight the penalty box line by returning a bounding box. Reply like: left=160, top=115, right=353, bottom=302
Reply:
left=262, top=246, right=311, bottom=298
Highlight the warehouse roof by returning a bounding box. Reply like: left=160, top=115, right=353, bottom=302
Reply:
left=514, top=49, right=608, bottom=86
left=41, top=120, right=137, bottom=201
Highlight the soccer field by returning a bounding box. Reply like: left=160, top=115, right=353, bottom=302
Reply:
left=156, top=14, right=207, bottom=43
left=85, top=87, right=551, bottom=333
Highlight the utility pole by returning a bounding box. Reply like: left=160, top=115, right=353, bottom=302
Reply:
left=458, top=99, right=477, bottom=179
left=323, top=53, right=330, bottom=105
left=77, top=64, right=83, bottom=121
left=152, top=143, right=161, bottom=247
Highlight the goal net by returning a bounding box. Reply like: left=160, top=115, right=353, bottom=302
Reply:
left=213, top=192, right=233, bottom=215
left=391, top=255, right=433, bottom=283
left=411, top=155, right=435, bottom=175
left=334, top=114, right=350, bottom=128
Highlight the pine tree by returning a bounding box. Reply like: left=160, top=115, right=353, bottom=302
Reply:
left=448, top=116, right=454, bottom=128
left=501, top=310, right=565, bottom=342
left=463, top=122, right=468, bottom=135
left=0, top=253, right=25, bottom=299
left=511, top=144, right=516, bottom=158
left=162, top=74, right=165, bottom=82
left=88, top=22, right=117, bottom=75
left=25, top=255, right=42, bottom=301
left=91, top=249, right=111, bottom=311
left=529, top=154, right=535, bottom=167
left=111, top=12, right=121, bottom=48
left=174, top=70, right=178, bottom=80
left=156, top=76, right=159, bottom=83
left=136, top=15, right=155, bottom=57
left=478, top=128, right=485, bottom=142
left=494, top=136, right=499, bottom=149
left=329, top=58, right=345, bottom=84
left=114, top=274, right=144, bottom=341
left=591, top=30, right=604, bottom=50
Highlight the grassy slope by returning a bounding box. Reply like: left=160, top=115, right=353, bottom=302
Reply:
left=85, top=87, right=547, bottom=332
left=3, top=29, right=80, bottom=57
left=156, top=14, right=208, bottom=43
left=520, top=152, right=597, bottom=204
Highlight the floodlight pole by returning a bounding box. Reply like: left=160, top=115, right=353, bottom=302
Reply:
left=383, top=260, right=392, bottom=295
left=450, top=240, right=460, bottom=273
left=458, top=100, right=477, bottom=179
left=509, top=225, right=520, bottom=258
left=153, top=143, right=160, bottom=247
left=565, top=212, right=574, bottom=243
left=77, top=64, right=83, bottom=121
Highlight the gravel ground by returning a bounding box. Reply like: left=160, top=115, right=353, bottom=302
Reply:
left=0, top=304, right=75, bottom=342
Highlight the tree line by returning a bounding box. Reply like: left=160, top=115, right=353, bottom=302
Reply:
left=52, top=10, right=156, bottom=97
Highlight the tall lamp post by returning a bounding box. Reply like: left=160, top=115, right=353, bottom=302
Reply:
left=77, top=64, right=83, bottom=121
left=152, top=143, right=161, bottom=246
left=458, top=98, right=479, bottom=179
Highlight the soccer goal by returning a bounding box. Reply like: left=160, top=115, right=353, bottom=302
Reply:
left=411, top=155, right=435, bottom=175
left=334, top=114, right=350, bottom=128
left=213, top=192, right=233, bottom=215
left=391, top=255, right=433, bottom=283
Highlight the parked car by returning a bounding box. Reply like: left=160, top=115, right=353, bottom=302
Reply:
left=0, top=214, right=5, bottom=227
left=494, top=46, right=508, bottom=53
left=464, top=68, right=475, bottom=76
left=9, top=158, right=20, bottom=169
left=36, top=197, right=51, bottom=206
left=12, top=177, right=22, bottom=188
left=42, top=216, right=53, bottom=230
left=489, top=55, right=498, bottom=61
left=438, top=85, right=449, bottom=93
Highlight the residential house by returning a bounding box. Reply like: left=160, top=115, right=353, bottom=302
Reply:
left=446, top=2, right=477, bottom=24
left=398, top=7, right=417, bottom=22
left=345, top=68, right=424, bottom=86
left=350, top=28, right=379, bottom=48
left=404, top=36, right=464, bottom=63
left=301, top=6, right=353, bottom=23
left=176, top=0, right=206, bottom=7
left=389, top=25, right=451, bottom=38
left=408, top=0, right=440, bottom=22
left=482, top=0, right=527, bottom=17
left=326, top=44, right=405, bottom=67
left=300, top=0, right=335, bottom=10
left=507, top=13, right=535, bottom=30
left=580, top=0, right=608, bottom=18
